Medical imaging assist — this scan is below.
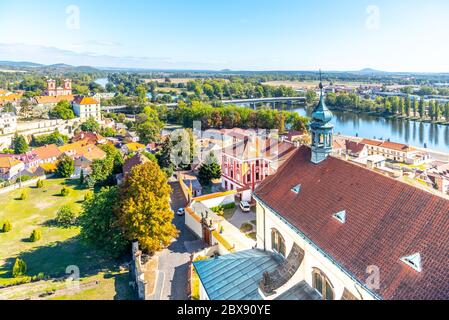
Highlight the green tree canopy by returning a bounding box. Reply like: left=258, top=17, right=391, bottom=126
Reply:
left=198, top=152, right=222, bottom=186
left=56, top=154, right=75, bottom=178
left=12, top=134, right=29, bottom=154
left=79, top=186, right=128, bottom=257
left=49, top=100, right=75, bottom=120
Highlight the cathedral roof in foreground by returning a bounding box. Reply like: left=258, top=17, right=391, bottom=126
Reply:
left=254, top=145, right=449, bottom=300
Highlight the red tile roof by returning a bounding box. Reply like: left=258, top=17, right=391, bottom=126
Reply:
left=361, top=139, right=410, bottom=152
left=345, top=140, right=367, bottom=156
left=255, top=146, right=449, bottom=300
left=33, top=144, right=62, bottom=161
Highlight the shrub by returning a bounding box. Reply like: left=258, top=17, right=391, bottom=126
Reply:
left=210, top=202, right=236, bottom=214
left=19, top=190, right=28, bottom=200
left=84, top=190, right=94, bottom=202
left=240, top=222, right=253, bottom=233
left=36, top=179, right=44, bottom=189
left=2, top=221, right=12, bottom=233
left=60, top=187, right=70, bottom=197
left=56, top=205, right=77, bottom=227
left=12, top=258, right=27, bottom=278
left=17, top=175, right=32, bottom=183
left=29, top=229, right=42, bottom=242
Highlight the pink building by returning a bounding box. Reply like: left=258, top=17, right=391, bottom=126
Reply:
left=221, top=131, right=296, bottom=198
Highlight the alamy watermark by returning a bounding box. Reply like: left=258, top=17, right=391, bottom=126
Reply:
left=66, top=5, right=80, bottom=30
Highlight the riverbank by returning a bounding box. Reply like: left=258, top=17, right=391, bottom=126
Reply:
left=336, top=134, right=449, bottom=162
left=327, top=106, right=449, bottom=126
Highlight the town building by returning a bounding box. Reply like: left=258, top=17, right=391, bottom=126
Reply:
left=361, top=138, right=430, bottom=165
left=33, top=95, right=75, bottom=109
left=121, top=142, right=146, bottom=154
left=45, top=79, right=72, bottom=97
left=193, top=78, right=449, bottom=301
left=32, top=144, right=62, bottom=164
left=427, top=162, right=449, bottom=195
left=92, top=92, right=116, bottom=100
left=0, top=91, right=21, bottom=107
left=72, top=96, right=102, bottom=121
left=59, top=140, right=106, bottom=177
left=72, top=131, right=106, bottom=145
left=0, top=156, right=24, bottom=180
left=221, top=131, right=296, bottom=198
left=344, top=140, right=368, bottom=158
left=0, top=112, right=17, bottom=135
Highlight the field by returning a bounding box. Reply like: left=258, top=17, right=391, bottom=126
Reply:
left=262, top=80, right=384, bottom=90
left=0, top=178, right=135, bottom=299
left=144, top=78, right=197, bottom=85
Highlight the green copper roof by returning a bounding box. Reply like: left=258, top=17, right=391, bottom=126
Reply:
left=311, top=92, right=333, bottom=124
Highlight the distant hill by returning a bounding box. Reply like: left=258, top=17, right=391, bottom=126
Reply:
left=355, top=68, right=386, bottom=74
left=0, top=61, right=101, bottom=73
left=0, top=61, right=43, bottom=68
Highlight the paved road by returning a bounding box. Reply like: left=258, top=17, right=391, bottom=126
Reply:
left=151, top=181, right=204, bottom=300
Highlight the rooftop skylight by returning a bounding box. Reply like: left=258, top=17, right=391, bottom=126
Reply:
left=291, top=184, right=301, bottom=194
left=400, top=253, right=422, bottom=272
left=333, top=210, right=346, bottom=223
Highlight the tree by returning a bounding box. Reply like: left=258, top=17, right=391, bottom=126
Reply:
left=60, top=187, right=70, bottom=197
left=135, top=106, right=164, bottom=144
left=56, top=205, right=77, bottom=227
left=12, top=258, right=27, bottom=277
left=29, top=229, right=42, bottom=242
left=12, top=134, right=29, bottom=154
left=79, top=170, right=85, bottom=185
left=49, top=100, right=75, bottom=120
left=444, top=103, right=449, bottom=122
left=31, top=131, right=68, bottom=147
left=36, top=179, right=44, bottom=189
left=20, top=190, right=28, bottom=200
left=117, top=161, right=178, bottom=254
left=412, top=99, right=418, bottom=117
left=79, top=186, right=128, bottom=257
left=418, top=98, right=426, bottom=119
left=305, top=90, right=317, bottom=106
left=80, top=117, right=101, bottom=133
left=56, top=154, right=75, bottom=178
left=198, top=153, right=222, bottom=186
left=2, top=221, right=12, bottom=233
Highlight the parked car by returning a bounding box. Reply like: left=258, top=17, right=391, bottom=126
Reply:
left=239, top=201, right=251, bottom=212
left=177, top=208, right=185, bottom=216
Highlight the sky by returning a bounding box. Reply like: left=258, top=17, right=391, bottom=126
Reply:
left=1, top=0, right=449, bottom=72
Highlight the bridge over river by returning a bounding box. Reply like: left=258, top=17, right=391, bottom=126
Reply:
left=101, top=96, right=306, bottom=113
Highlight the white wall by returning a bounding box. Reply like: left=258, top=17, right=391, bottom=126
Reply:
left=200, top=193, right=235, bottom=208
left=185, top=209, right=203, bottom=239
left=256, top=201, right=376, bottom=300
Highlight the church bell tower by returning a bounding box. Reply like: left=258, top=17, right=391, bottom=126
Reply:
left=310, top=71, right=334, bottom=164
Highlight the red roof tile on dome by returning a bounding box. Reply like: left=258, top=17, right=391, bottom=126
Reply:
left=254, top=146, right=449, bottom=300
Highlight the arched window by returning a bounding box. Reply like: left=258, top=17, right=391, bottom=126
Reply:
left=271, top=229, right=286, bottom=257
left=312, top=268, right=334, bottom=300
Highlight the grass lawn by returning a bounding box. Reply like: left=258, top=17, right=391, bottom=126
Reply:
left=49, top=271, right=136, bottom=300
left=0, top=178, right=130, bottom=299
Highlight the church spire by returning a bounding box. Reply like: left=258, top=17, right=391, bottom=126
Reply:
left=310, top=70, right=334, bottom=164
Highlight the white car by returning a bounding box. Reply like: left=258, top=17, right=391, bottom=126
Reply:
left=239, top=201, right=251, bottom=212
left=177, top=208, right=185, bottom=216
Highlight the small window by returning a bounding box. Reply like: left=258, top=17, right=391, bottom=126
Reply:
left=312, top=268, right=334, bottom=300
left=333, top=210, right=346, bottom=223
left=291, top=184, right=301, bottom=194
left=271, top=229, right=286, bottom=257
left=400, top=253, right=422, bottom=272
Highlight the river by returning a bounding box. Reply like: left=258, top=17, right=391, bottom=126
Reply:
left=292, top=106, right=449, bottom=153
left=94, top=77, right=108, bottom=88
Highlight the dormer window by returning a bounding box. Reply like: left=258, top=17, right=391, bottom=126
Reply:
left=333, top=210, right=346, bottom=223
left=291, top=184, right=301, bottom=194
left=400, top=253, right=422, bottom=272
